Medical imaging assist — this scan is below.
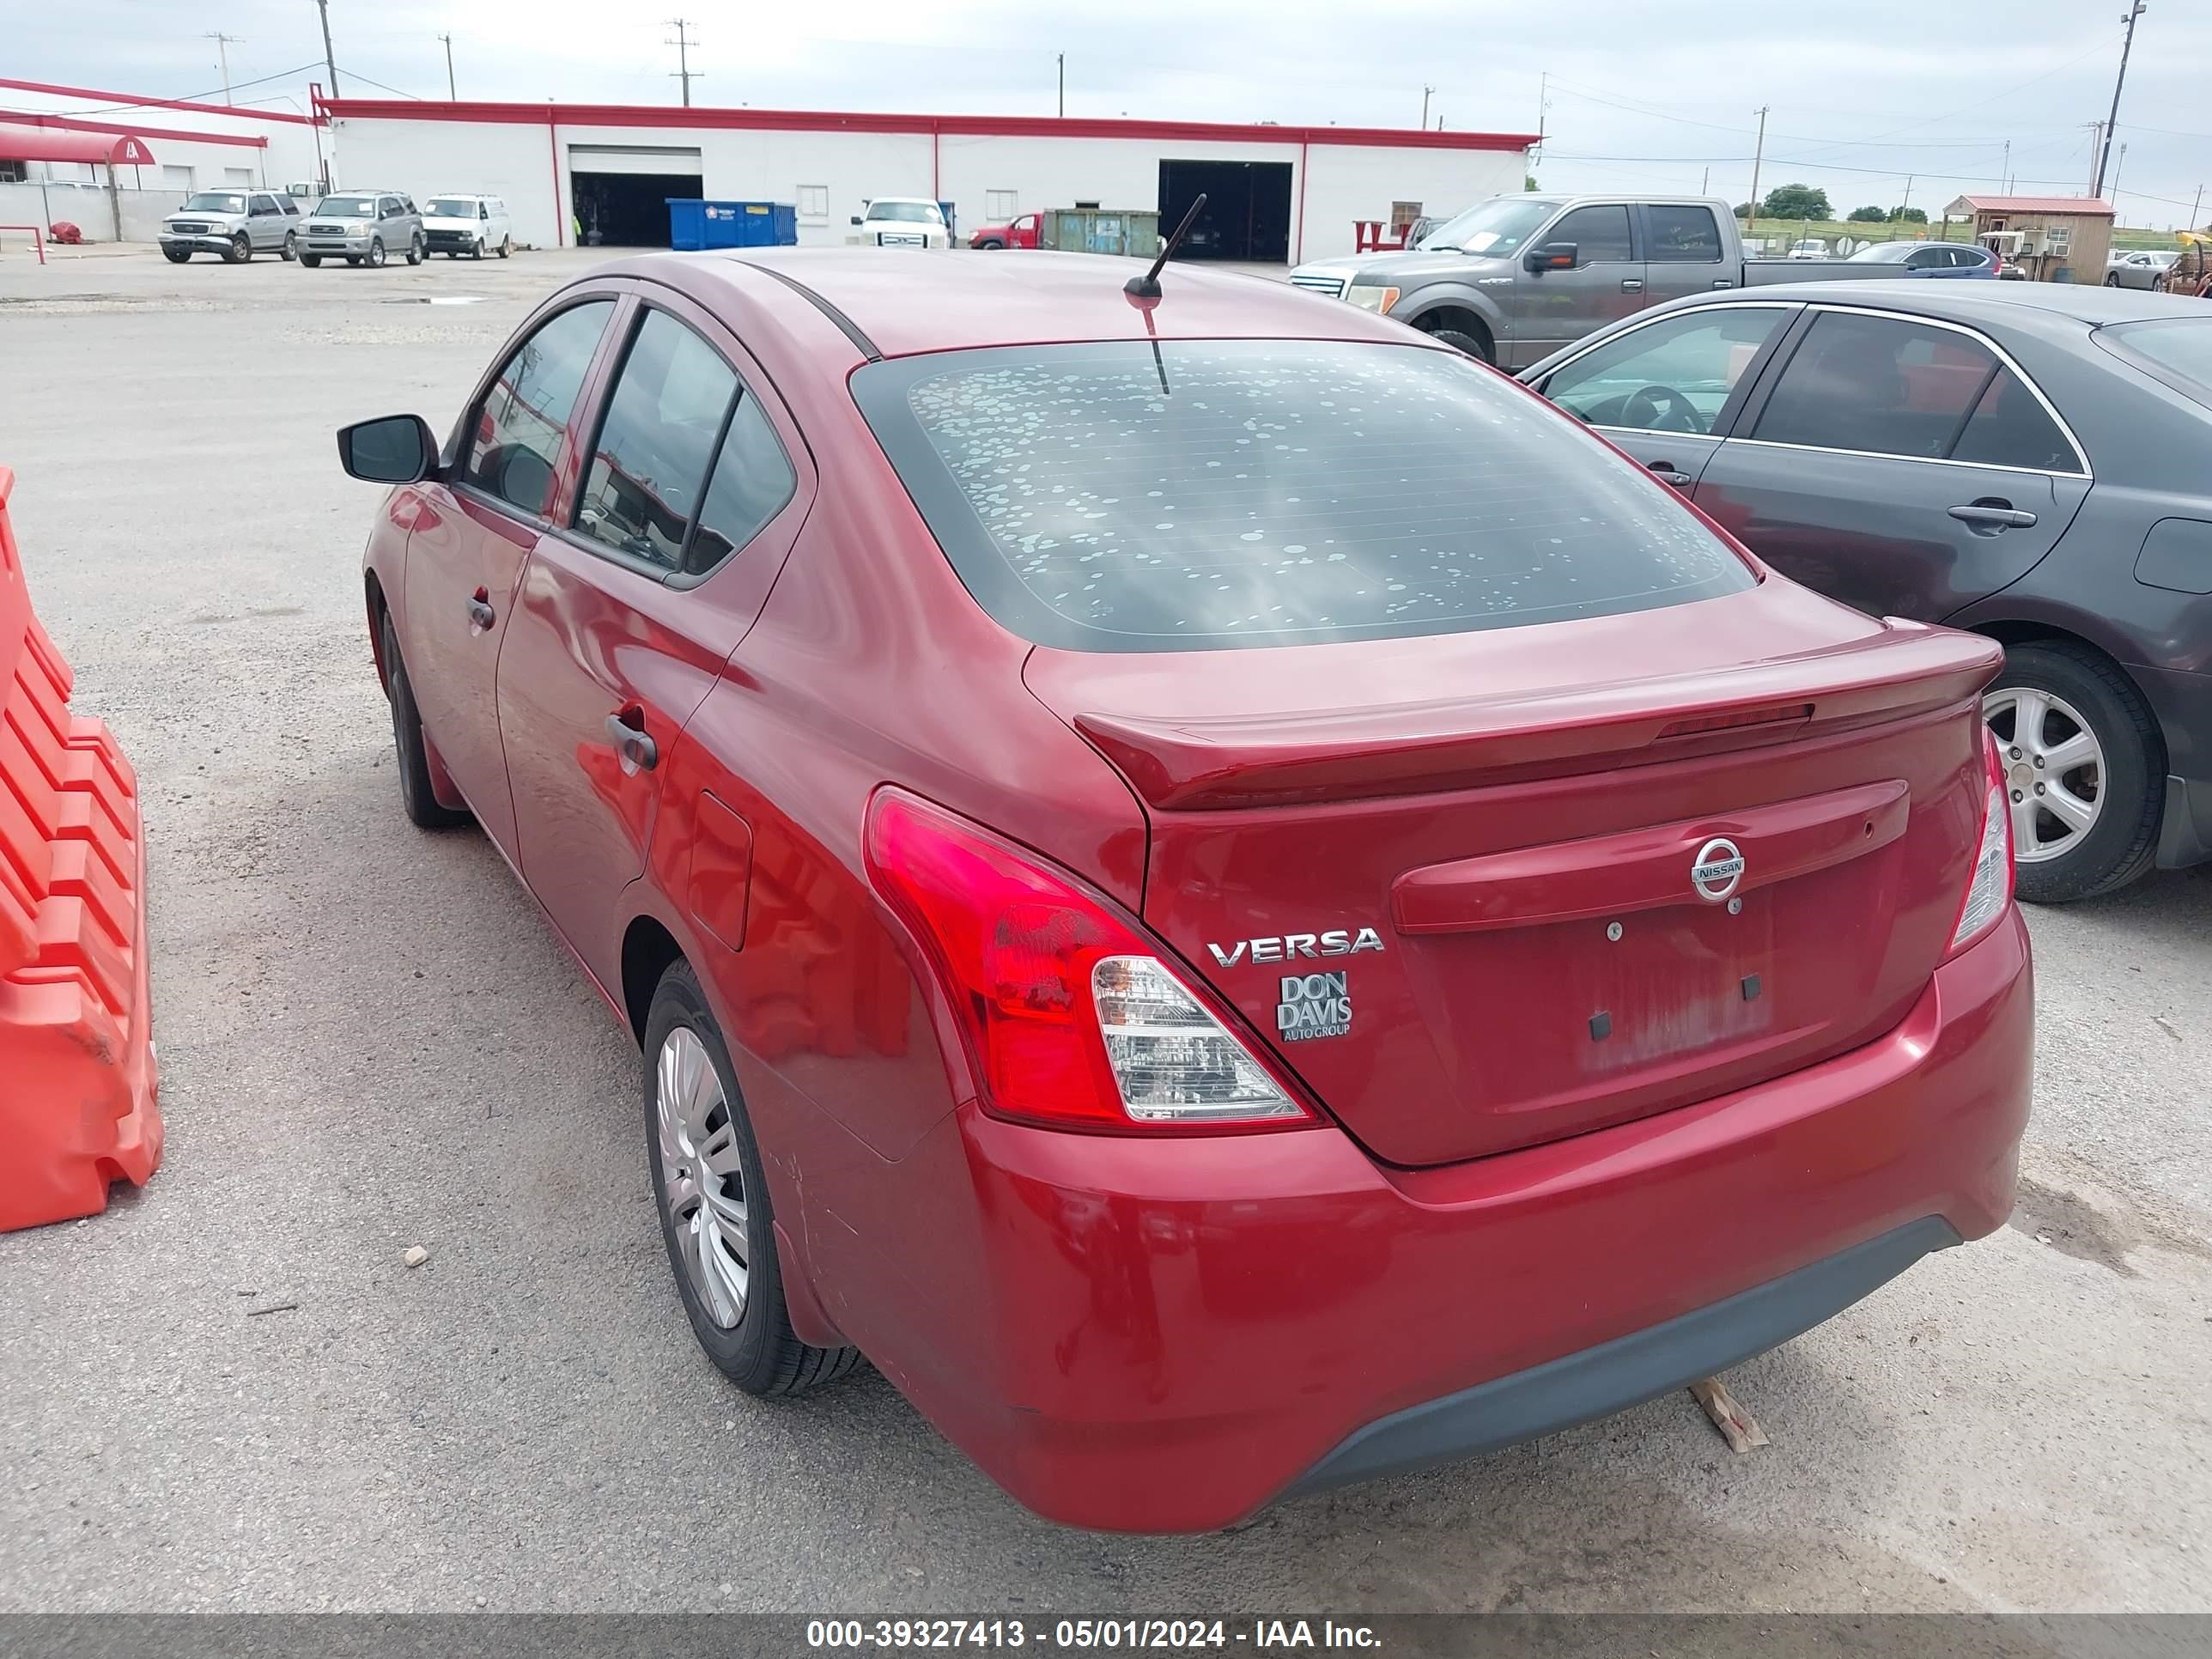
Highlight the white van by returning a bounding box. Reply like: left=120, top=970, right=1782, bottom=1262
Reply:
left=422, top=194, right=512, bottom=259
left=848, top=197, right=950, bottom=249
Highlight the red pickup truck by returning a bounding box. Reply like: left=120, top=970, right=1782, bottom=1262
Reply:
left=968, top=210, right=1042, bottom=250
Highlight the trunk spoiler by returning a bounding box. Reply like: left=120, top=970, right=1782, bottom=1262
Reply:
left=1073, top=623, right=2002, bottom=811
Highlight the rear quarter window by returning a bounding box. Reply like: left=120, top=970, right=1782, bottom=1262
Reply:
left=851, top=340, right=1755, bottom=652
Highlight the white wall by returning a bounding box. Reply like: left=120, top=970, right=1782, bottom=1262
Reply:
left=0, top=178, right=187, bottom=241
left=328, top=112, right=1530, bottom=261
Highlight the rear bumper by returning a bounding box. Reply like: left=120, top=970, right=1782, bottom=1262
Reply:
left=864, top=907, right=2032, bottom=1533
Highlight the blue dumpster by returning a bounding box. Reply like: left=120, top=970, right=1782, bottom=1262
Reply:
left=667, top=199, right=798, bottom=252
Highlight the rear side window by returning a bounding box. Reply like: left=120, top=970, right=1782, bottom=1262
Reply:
left=1646, top=205, right=1722, bottom=264
left=851, top=340, right=1753, bottom=653
left=574, top=310, right=738, bottom=570
left=2097, top=317, right=2212, bottom=412
left=1753, top=313, right=1996, bottom=459
left=1950, top=369, right=2081, bottom=472
left=465, top=301, right=614, bottom=516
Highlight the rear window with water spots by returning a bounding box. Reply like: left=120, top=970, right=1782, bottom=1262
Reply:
left=850, top=340, right=1753, bottom=652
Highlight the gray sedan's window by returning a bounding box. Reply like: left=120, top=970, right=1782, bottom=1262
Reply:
left=2099, top=319, right=2212, bottom=410
left=1753, top=313, right=1996, bottom=459
left=1949, top=369, right=2081, bottom=473
left=853, top=340, right=1753, bottom=653
left=1546, top=309, right=1787, bottom=434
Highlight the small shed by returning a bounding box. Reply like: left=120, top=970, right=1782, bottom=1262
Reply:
left=0, top=123, right=157, bottom=241
left=1944, top=194, right=2113, bottom=284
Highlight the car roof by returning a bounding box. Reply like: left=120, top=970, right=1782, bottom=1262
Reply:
left=1662, top=277, right=2191, bottom=327
left=681, top=248, right=1418, bottom=357
left=865, top=197, right=939, bottom=207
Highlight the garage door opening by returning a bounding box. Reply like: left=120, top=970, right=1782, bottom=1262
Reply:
left=1158, top=160, right=1292, bottom=264
left=568, top=145, right=703, bottom=247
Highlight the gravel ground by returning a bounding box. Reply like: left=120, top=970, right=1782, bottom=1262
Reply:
left=0, top=246, right=2207, bottom=1615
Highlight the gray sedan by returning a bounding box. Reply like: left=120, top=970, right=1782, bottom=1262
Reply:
left=1519, top=280, right=2212, bottom=902
left=2106, top=250, right=2180, bottom=290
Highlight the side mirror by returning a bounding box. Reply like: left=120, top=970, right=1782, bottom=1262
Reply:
left=1525, top=242, right=1579, bottom=273
left=850, top=215, right=864, bottom=226
left=337, top=414, right=438, bottom=485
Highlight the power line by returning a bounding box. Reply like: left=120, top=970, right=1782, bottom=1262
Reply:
left=338, top=70, right=422, bottom=100
left=34, top=61, right=325, bottom=116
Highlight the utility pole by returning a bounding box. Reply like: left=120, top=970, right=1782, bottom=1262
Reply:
left=1899, top=173, right=1913, bottom=221
left=1700, top=167, right=1709, bottom=195
left=1420, top=84, right=1433, bottom=130
left=2094, top=1, right=2145, bottom=198
left=2110, top=141, right=2129, bottom=203
left=205, top=33, right=240, bottom=104
left=665, top=18, right=700, bottom=108
left=2191, top=183, right=2205, bottom=231
left=2002, top=138, right=2012, bottom=195
left=438, top=32, right=455, bottom=100
left=1057, top=52, right=1064, bottom=117
left=1746, top=105, right=1770, bottom=241
left=314, top=0, right=341, bottom=99
left=2085, top=121, right=2105, bottom=195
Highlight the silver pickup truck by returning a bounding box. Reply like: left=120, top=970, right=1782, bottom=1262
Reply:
left=1290, top=194, right=1903, bottom=367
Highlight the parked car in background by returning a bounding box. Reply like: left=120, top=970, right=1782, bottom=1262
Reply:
left=158, top=190, right=300, bottom=264
left=1788, top=238, right=1830, bottom=259
left=851, top=198, right=950, bottom=248
left=1848, top=240, right=1999, bottom=278
left=1522, top=279, right=2212, bottom=902
left=422, top=194, right=511, bottom=259
left=1286, top=194, right=1914, bottom=367
left=336, top=248, right=2031, bottom=1532
left=301, top=192, right=424, bottom=268
left=969, top=210, right=1042, bottom=249
left=2106, top=250, right=2179, bottom=290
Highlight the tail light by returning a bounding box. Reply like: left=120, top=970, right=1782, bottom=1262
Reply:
left=865, top=788, right=1314, bottom=1133
left=1948, top=728, right=2014, bottom=956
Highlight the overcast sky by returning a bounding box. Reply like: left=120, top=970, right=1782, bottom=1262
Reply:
left=15, top=0, right=2211, bottom=226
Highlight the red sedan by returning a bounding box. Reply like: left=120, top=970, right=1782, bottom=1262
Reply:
left=338, top=250, right=2033, bottom=1533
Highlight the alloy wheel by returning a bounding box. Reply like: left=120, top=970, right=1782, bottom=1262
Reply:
left=1984, top=685, right=2105, bottom=863
left=655, top=1026, right=750, bottom=1329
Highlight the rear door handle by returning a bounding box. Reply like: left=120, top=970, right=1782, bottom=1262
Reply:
left=1647, top=460, right=1693, bottom=488
left=1620, top=278, right=1644, bottom=293
left=465, top=596, right=495, bottom=630
left=1948, top=503, right=2039, bottom=531
left=605, top=710, right=659, bottom=774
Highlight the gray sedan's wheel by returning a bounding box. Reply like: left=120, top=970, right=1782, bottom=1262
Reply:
left=641, top=961, right=861, bottom=1396
left=1982, top=641, right=2161, bottom=902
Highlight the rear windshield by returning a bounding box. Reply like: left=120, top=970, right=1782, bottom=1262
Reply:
left=852, top=340, right=1754, bottom=653
left=2098, top=318, right=2212, bottom=410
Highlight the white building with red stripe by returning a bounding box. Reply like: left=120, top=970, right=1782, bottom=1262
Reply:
left=319, top=96, right=1535, bottom=263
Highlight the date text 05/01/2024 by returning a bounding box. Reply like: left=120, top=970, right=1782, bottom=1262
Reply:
left=805, top=1620, right=1383, bottom=1650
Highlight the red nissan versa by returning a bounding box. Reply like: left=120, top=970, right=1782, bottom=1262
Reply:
left=337, top=250, right=2033, bottom=1534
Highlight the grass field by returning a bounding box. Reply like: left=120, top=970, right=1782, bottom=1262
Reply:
left=1739, top=216, right=2185, bottom=255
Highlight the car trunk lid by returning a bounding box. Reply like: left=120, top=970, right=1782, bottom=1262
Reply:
left=1024, top=584, right=2001, bottom=1166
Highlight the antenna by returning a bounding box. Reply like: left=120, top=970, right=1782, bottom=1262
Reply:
left=1125, top=193, right=1206, bottom=299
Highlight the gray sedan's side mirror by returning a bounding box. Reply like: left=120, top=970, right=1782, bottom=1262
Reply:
left=337, top=414, right=439, bottom=484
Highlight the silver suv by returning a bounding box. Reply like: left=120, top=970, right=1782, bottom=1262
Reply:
left=159, top=190, right=302, bottom=264
left=301, top=192, right=425, bottom=269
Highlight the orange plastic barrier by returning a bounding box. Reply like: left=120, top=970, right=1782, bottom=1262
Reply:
left=0, top=465, right=160, bottom=1231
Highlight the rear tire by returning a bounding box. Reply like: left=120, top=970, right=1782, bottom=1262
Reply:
left=642, top=961, right=862, bottom=1397
left=379, top=617, right=472, bottom=831
left=1984, top=641, right=2162, bottom=903
left=1427, top=326, right=1495, bottom=365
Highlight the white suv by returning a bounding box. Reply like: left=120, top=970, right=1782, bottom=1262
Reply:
left=422, top=194, right=512, bottom=260
left=849, top=197, right=949, bottom=249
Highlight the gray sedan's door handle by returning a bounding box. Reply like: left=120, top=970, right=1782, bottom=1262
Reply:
left=1647, top=460, right=1693, bottom=488
left=1948, top=504, right=2039, bottom=531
